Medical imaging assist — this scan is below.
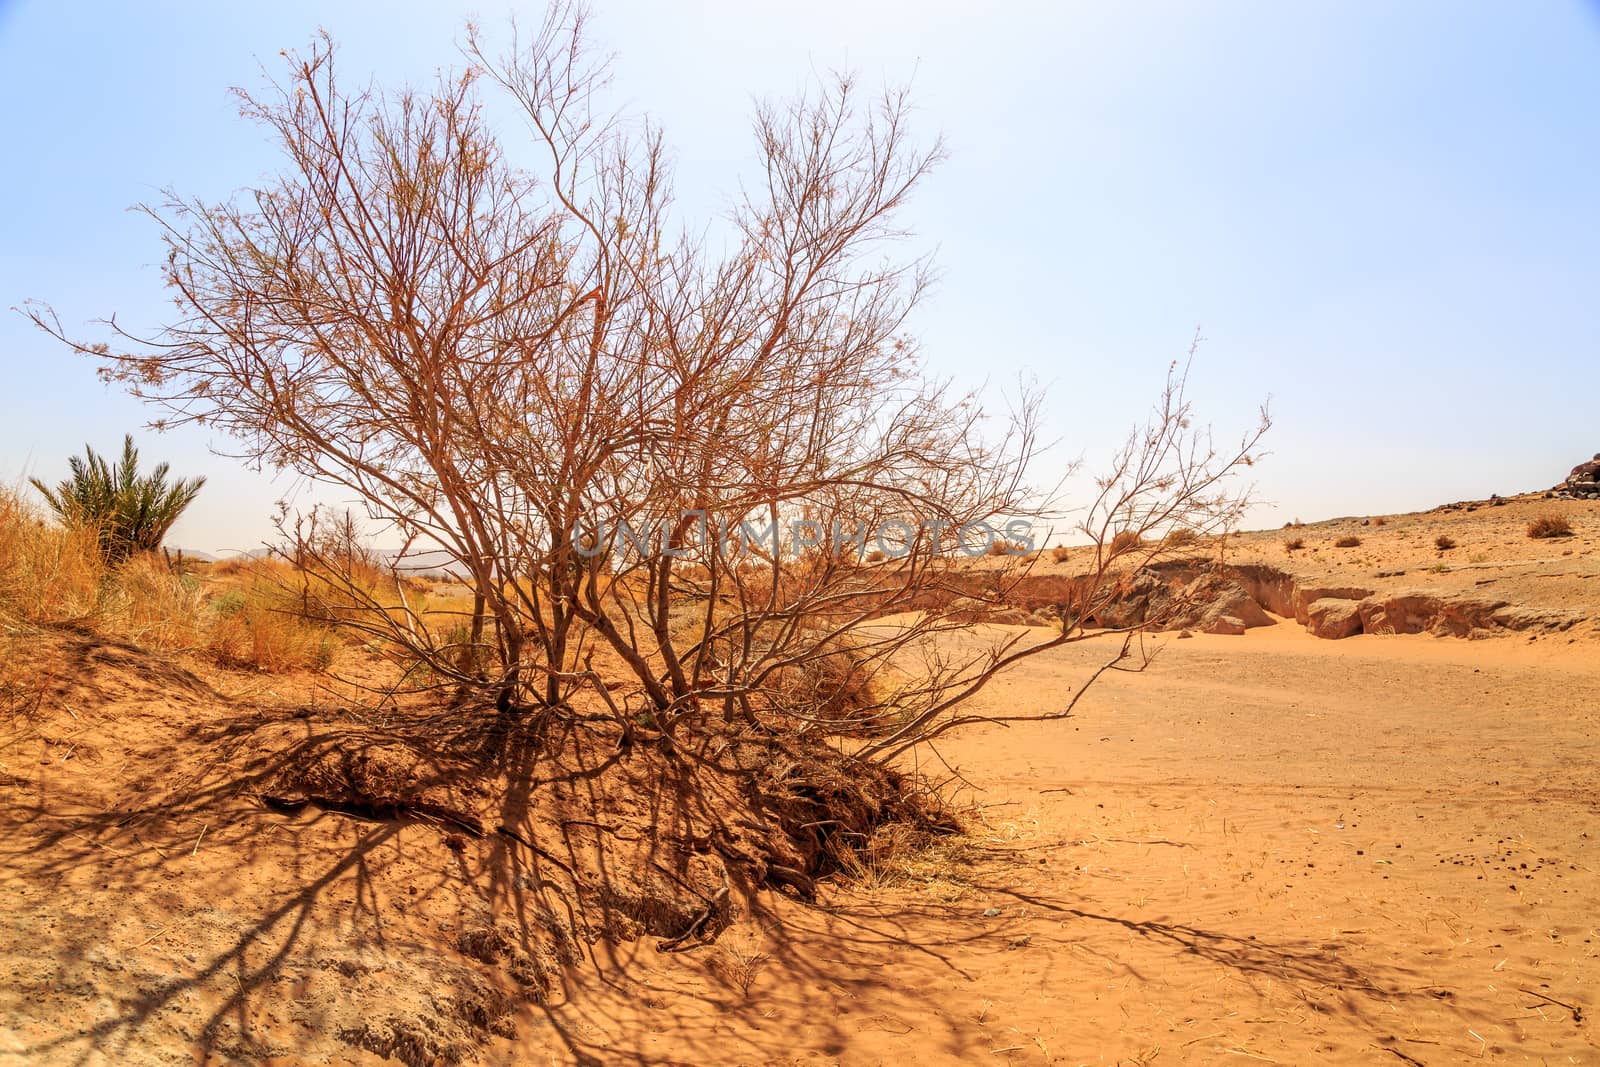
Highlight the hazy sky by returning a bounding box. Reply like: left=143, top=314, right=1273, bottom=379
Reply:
left=2, top=1, right=1596, bottom=553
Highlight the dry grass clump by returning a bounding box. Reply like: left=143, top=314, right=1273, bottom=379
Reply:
left=1284, top=537, right=1305, bottom=552
left=1334, top=535, right=1362, bottom=548
left=209, top=553, right=433, bottom=672
left=1434, top=534, right=1456, bottom=551
left=1162, top=526, right=1201, bottom=550
left=210, top=556, right=254, bottom=578
left=0, top=487, right=105, bottom=623
left=0, top=488, right=202, bottom=645
left=204, top=568, right=337, bottom=672
left=1050, top=544, right=1071, bottom=564
left=832, top=820, right=972, bottom=899
left=1527, top=513, right=1573, bottom=539
left=1, top=488, right=337, bottom=671
left=1107, top=529, right=1142, bottom=556
left=1372, top=516, right=1387, bottom=527
left=98, top=553, right=208, bottom=648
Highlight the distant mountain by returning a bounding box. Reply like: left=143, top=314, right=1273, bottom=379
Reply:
left=165, top=548, right=219, bottom=562
left=171, top=545, right=468, bottom=578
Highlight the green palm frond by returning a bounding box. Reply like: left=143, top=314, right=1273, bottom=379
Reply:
left=30, top=435, right=205, bottom=563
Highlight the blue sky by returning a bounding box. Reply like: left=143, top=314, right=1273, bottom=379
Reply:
left=2, top=1, right=1597, bottom=552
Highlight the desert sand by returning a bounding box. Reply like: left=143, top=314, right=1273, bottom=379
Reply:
left=2, top=496, right=1596, bottom=1066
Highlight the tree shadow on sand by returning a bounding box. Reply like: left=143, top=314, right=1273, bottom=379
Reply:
left=0, top=626, right=940, bottom=1066
left=514, top=842, right=1501, bottom=1065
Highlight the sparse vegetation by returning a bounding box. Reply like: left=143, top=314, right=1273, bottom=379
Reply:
left=7, top=9, right=1600, bottom=1067
left=18, top=11, right=1274, bottom=998
left=711, top=928, right=771, bottom=999
left=32, top=10, right=1268, bottom=763
left=0, top=486, right=106, bottom=624
left=1528, top=513, right=1574, bottom=539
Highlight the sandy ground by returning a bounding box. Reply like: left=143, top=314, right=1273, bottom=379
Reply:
left=529, top=627, right=1600, bottom=1065
left=2, top=498, right=1597, bottom=1065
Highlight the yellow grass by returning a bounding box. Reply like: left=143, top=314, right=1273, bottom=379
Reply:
left=0, top=487, right=336, bottom=672
left=203, top=572, right=336, bottom=672
left=0, top=487, right=105, bottom=623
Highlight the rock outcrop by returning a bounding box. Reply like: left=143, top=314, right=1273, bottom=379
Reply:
left=1304, top=598, right=1363, bottom=639
left=1559, top=453, right=1600, bottom=499
left=994, top=560, right=1587, bottom=643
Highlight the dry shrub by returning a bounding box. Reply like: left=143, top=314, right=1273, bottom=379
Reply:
left=863, top=548, right=887, bottom=563
left=1107, top=529, right=1142, bottom=556
left=1527, top=513, right=1573, bottom=539
left=1050, top=544, right=1071, bottom=564
left=986, top=538, right=1025, bottom=557
left=1334, top=535, right=1362, bottom=548
left=1163, top=526, right=1201, bottom=550
left=1284, top=537, right=1305, bottom=552
left=1434, top=534, right=1456, bottom=551
left=1372, top=516, right=1387, bottom=526
left=711, top=927, right=770, bottom=998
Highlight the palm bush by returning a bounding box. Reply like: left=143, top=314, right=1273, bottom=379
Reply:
left=30, top=435, right=205, bottom=563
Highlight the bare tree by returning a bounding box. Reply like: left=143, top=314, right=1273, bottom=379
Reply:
left=29, top=5, right=1266, bottom=762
